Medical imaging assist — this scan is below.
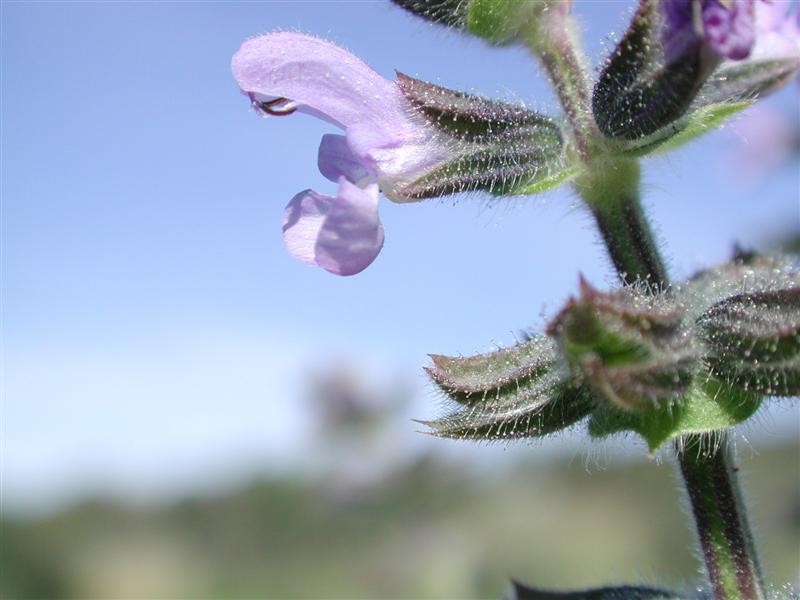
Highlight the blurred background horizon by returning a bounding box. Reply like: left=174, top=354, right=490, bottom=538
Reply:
left=2, top=1, right=799, bottom=597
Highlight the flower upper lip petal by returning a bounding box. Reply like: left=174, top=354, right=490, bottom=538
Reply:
left=232, top=32, right=414, bottom=139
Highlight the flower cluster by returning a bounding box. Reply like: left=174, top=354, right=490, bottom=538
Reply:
left=232, top=1, right=800, bottom=276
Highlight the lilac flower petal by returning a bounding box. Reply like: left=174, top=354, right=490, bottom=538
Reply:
left=661, top=0, right=703, bottom=62
left=282, top=189, right=329, bottom=267
left=232, top=32, right=414, bottom=140
left=317, top=134, right=372, bottom=184
left=662, top=0, right=757, bottom=61
left=752, top=0, right=800, bottom=60
left=314, top=180, right=384, bottom=276
left=703, top=0, right=755, bottom=60
left=281, top=181, right=384, bottom=276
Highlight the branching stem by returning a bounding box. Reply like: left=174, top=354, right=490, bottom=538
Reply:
left=574, top=157, right=767, bottom=599
left=549, top=33, right=768, bottom=598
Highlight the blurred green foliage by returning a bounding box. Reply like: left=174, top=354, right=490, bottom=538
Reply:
left=2, top=442, right=798, bottom=599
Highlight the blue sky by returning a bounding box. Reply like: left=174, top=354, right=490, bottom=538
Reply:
left=3, top=1, right=799, bottom=512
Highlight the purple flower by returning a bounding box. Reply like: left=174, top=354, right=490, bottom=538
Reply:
left=232, top=32, right=454, bottom=276
left=751, top=0, right=800, bottom=60
left=662, top=0, right=757, bottom=62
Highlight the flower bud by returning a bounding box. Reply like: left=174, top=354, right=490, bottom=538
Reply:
left=548, top=278, right=697, bottom=412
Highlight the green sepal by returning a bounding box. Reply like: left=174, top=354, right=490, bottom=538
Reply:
left=698, top=287, right=800, bottom=397
left=419, top=383, right=592, bottom=441
left=588, top=379, right=762, bottom=453
left=514, top=165, right=580, bottom=195
left=698, top=56, right=800, bottom=106
left=615, top=101, right=752, bottom=158
left=421, top=336, right=594, bottom=441
left=398, top=141, right=573, bottom=199
left=591, top=0, right=709, bottom=141
left=509, top=580, right=686, bottom=599
left=426, top=336, right=556, bottom=398
left=605, top=54, right=800, bottom=157
left=396, top=73, right=562, bottom=144
left=395, top=73, right=574, bottom=199
left=678, top=253, right=800, bottom=322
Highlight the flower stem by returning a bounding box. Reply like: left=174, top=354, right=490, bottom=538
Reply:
left=525, top=12, right=596, bottom=159
left=574, top=159, right=767, bottom=600
left=573, top=157, right=668, bottom=287
left=678, top=435, right=767, bottom=600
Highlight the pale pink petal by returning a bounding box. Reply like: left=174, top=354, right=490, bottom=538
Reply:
left=281, top=181, right=384, bottom=276
left=314, top=180, right=384, bottom=276
left=317, top=134, right=372, bottom=184
left=282, top=189, right=329, bottom=267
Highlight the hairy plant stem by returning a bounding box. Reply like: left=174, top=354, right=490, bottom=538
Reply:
left=576, top=158, right=669, bottom=287
left=679, top=435, right=767, bottom=600
left=525, top=12, right=596, bottom=160
left=574, top=157, right=767, bottom=599
left=529, top=16, right=767, bottom=597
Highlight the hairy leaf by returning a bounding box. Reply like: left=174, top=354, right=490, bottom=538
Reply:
left=616, top=101, right=751, bottom=158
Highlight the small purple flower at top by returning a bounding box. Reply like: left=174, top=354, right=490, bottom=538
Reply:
left=231, top=32, right=455, bottom=276
left=751, top=0, right=800, bottom=61
left=661, top=0, right=757, bottom=62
